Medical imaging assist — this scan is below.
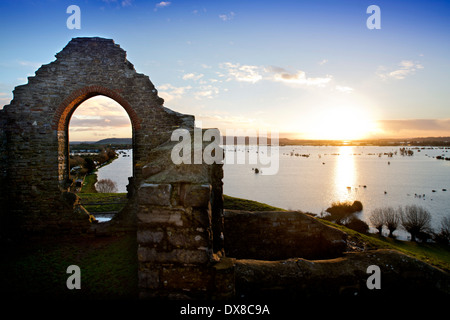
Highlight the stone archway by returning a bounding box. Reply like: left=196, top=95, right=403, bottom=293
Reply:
left=0, top=37, right=196, bottom=236
left=0, top=37, right=231, bottom=299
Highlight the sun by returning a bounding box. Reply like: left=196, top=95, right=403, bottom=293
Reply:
left=307, top=105, right=377, bottom=140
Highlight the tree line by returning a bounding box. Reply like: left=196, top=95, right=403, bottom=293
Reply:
left=320, top=201, right=450, bottom=244
left=69, top=147, right=119, bottom=193
left=369, top=205, right=450, bottom=244
left=69, top=147, right=117, bottom=175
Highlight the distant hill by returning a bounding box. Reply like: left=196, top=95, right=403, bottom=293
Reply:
left=221, top=136, right=450, bottom=146
left=95, top=138, right=132, bottom=145
left=70, top=136, right=450, bottom=147
left=69, top=138, right=132, bottom=152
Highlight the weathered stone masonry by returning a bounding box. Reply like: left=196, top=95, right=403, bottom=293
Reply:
left=0, top=37, right=231, bottom=298
left=0, top=37, right=195, bottom=235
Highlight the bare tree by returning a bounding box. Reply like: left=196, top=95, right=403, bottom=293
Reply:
left=441, top=216, right=450, bottom=238
left=384, top=206, right=400, bottom=238
left=401, top=205, right=432, bottom=242
left=369, top=208, right=385, bottom=235
left=96, top=179, right=118, bottom=193
left=435, top=216, right=450, bottom=245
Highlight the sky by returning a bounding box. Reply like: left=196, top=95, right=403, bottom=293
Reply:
left=0, top=0, right=449, bottom=141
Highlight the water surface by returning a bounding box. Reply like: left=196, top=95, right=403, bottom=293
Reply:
left=97, top=146, right=450, bottom=238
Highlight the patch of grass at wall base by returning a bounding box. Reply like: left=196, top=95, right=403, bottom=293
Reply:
left=0, top=234, right=138, bottom=300
left=223, top=194, right=286, bottom=212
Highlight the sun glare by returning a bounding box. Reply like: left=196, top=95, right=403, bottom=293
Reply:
left=307, top=106, right=377, bottom=140
left=334, top=146, right=357, bottom=202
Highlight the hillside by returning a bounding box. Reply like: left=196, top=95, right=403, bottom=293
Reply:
left=95, top=138, right=132, bottom=145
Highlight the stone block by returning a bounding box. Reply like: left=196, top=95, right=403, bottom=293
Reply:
left=138, top=183, right=172, bottom=206
left=137, top=247, right=210, bottom=264
left=138, top=269, right=160, bottom=289
left=160, top=266, right=212, bottom=291
left=183, top=184, right=211, bottom=207
left=137, top=208, right=183, bottom=226
left=137, top=230, right=164, bottom=244
left=166, top=229, right=209, bottom=248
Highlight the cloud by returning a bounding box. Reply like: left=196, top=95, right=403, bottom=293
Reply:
left=219, top=12, right=235, bottom=21
left=335, top=85, right=354, bottom=93
left=154, top=1, right=171, bottom=11
left=375, top=119, right=450, bottom=138
left=192, top=8, right=207, bottom=15
left=69, top=97, right=132, bottom=133
left=266, top=66, right=332, bottom=87
left=182, top=73, right=204, bottom=81
left=318, top=59, right=328, bottom=65
left=197, top=113, right=259, bottom=130
left=219, top=63, right=334, bottom=88
left=194, top=85, right=220, bottom=100
left=158, top=83, right=192, bottom=102
left=378, top=119, right=450, bottom=132
left=158, top=81, right=221, bottom=102
left=377, top=60, right=424, bottom=80
left=220, top=62, right=263, bottom=83
left=67, top=96, right=133, bottom=140
left=102, top=0, right=133, bottom=7
left=70, top=115, right=131, bottom=129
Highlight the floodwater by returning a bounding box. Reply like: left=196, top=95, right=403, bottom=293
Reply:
left=97, top=146, right=450, bottom=238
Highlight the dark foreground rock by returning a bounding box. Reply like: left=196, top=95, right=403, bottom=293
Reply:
left=235, top=249, right=450, bottom=299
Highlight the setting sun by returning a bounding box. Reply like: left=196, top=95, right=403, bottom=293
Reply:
left=306, top=106, right=378, bottom=140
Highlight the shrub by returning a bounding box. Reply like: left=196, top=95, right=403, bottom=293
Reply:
left=346, top=216, right=369, bottom=233
left=96, top=179, right=118, bottom=193
left=324, top=200, right=363, bottom=224
left=351, top=200, right=363, bottom=212
left=69, top=156, right=86, bottom=169
left=84, top=157, right=96, bottom=173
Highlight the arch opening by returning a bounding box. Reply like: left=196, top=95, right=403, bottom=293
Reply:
left=60, top=90, right=136, bottom=223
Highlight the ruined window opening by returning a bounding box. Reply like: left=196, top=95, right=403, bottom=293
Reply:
left=68, top=95, right=133, bottom=223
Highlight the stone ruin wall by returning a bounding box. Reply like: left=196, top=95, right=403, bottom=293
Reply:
left=224, top=210, right=347, bottom=260
left=0, top=37, right=195, bottom=236
left=0, top=37, right=233, bottom=299
left=135, top=137, right=232, bottom=299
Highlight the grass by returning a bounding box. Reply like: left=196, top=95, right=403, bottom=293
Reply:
left=79, top=172, right=98, bottom=193
left=319, top=218, right=450, bottom=272
left=0, top=234, right=138, bottom=300
left=78, top=192, right=128, bottom=213
left=76, top=152, right=119, bottom=193
left=225, top=195, right=450, bottom=271
left=223, top=194, right=286, bottom=211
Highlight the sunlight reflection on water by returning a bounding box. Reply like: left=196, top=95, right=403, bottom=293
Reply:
left=334, top=146, right=357, bottom=203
